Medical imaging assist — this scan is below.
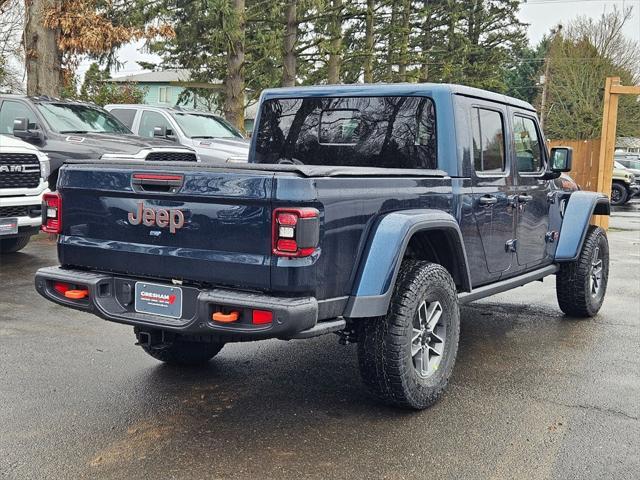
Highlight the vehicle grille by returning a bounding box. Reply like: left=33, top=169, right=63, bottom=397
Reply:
left=0, top=153, right=41, bottom=189
left=0, top=206, right=30, bottom=218
left=145, top=151, right=197, bottom=162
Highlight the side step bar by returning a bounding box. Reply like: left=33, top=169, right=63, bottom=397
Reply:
left=288, top=318, right=347, bottom=339
left=458, top=264, right=559, bottom=305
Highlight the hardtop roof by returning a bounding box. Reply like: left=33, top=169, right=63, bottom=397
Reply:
left=260, top=83, right=536, bottom=112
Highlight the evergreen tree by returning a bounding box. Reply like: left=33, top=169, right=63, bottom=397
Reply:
left=78, top=62, right=146, bottom=106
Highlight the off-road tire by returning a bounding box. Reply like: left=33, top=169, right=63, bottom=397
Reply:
left=0, top=235, right=31, bottom=254
left=556, top=226, right=609, bottom=318
left=140, top=341, right=225, bottom=366
left=357, top=261, right=460, bottom=410
left=610, top=182, right=628, bottom=206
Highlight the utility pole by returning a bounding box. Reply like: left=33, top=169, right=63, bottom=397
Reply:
left=539, top=24, right=561, bottom=129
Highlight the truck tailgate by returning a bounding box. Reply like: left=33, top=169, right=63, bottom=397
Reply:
left=57, top=164, right=274, bottom=290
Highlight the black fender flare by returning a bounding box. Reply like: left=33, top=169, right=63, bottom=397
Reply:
left=344, top=209, right=471, bottom=318
left=555, top=191, right=610, bottom=261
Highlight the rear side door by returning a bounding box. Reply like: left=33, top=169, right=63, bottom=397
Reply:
left=510, top=112, right=552, bottom=269
left=469, top=103, right=516, bottom=275
left=107, top=107, right=138, bottom=130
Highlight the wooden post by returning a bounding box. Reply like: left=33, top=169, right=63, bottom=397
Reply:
left=595, top=77, right=640, bottom=230
left=595, top=77, right=620, bottom=230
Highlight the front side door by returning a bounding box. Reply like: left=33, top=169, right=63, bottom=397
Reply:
left=470, top=104, right=516, bottom=276
left=0, top=100, right=40, bottom=136
left=511, top=112, right=552, bottom=269
left=137, top=110, right=173, bottom=138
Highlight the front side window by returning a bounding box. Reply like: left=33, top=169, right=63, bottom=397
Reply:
left=0, top=101, right=38, bottom=134
left=172, top=113, right=242, bottom=139
left=471, top=108, right=505, bottom=174
left=138, top=111, right=172, bottom=138
left=254, top=96, right=437, bottom=169
left=513, top=116, right=544, bottom=173
left=36, top=103, right=130, bottom=134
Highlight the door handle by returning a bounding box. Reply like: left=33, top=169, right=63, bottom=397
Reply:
left=517, top=194, right=533, bottom=203
left=478, top=195, right=498, bottom=206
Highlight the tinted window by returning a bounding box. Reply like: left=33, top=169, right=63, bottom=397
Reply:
left=471, top=108, right=505, bottom=174
left=139, top=111, right=172, bottom=138
left=36, top=103, right=130, bottom=134
left=513, top=116, right=544, bottom=173
left=0, top=101, right=38, bottom=134
left=109, top=108, right=137, bottom=129
left=254, top=96, right=437, bottom=169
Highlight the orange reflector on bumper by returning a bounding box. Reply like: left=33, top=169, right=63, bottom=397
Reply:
left=212, top=311, right=239, bottom=323
left=64, top=289, right=89, bottom=299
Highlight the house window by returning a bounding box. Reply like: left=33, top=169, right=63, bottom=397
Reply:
left=158, top=87, right=171, bottom=104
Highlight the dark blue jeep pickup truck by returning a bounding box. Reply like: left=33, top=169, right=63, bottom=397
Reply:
left=35, top=84, right=610, bottom=409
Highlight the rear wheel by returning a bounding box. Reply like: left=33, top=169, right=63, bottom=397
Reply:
left=610, top=182, right=628, bottom=206
left=556, top=226, right=609, bottom=317
left=357, top=261, right=460, bottom=409
left=140, top=340, right=225, bottom=366
left=0, top=235, right=31, bottom=254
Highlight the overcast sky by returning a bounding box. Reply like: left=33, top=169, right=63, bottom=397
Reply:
left=77, top=0, right=640, bottom=81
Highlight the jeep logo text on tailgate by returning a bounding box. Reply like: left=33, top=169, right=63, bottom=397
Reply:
left=128, top=202, right=185, bottom=233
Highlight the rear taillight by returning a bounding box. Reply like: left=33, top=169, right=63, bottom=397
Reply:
left=41, top=192, right=62, bottom=234
left=272, top=207, right=320, bottom=257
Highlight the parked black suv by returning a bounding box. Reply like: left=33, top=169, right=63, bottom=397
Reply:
left=0, top=95, right=198, bottom=187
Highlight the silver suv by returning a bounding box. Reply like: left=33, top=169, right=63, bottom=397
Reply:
left=105, top=105, right=249, bottom=163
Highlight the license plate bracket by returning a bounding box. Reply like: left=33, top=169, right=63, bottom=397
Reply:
left=0, top=218, right=18, bottom=236
left=134, top=282, right=183, bottom=319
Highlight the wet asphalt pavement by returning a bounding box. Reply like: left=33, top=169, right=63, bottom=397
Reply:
left=1, top=202, right=639, bottom=480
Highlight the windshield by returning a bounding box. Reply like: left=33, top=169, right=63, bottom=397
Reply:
left=618, top=159, right=640, bottom=169
left=36, top=103, right=131, bottom=134
left=172, top=113, right=242, bottom=139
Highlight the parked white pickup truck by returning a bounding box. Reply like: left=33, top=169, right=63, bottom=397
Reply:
left=0, top=136, right=49, bottom=253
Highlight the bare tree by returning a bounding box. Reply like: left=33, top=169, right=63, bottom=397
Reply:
left=565, top=6, right=640, bottom=82
left=0, top=0, right=25, bottom=92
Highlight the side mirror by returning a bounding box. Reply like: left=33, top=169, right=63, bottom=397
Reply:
left=153, top=125, right=167, bottom=138
left=13, top=118, right=41, bottom=141
left=550, top=147, right=573, bottom=172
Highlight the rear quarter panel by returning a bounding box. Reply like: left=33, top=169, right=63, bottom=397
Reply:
left=271, top=175, right=457, bottom=301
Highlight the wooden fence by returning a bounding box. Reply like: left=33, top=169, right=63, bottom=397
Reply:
left=547, top=138, right=601, bottom=192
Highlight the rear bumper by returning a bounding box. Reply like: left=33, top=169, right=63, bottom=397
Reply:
left=35, top=266, right=319, bottom=341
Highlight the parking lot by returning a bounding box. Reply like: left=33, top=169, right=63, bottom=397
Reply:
left=1, top=201, right=638, bottom=480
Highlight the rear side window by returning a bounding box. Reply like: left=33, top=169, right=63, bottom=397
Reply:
left=109, top=108, right=137, bottom=129
left=471, top=108, right=505, bottom=175
left=254, top=96, right=437, bottom=169
left=513, top=115, right=544, bottom=173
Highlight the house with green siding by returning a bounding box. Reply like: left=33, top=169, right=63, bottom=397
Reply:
left=108, top=69, right=257, bottom=132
